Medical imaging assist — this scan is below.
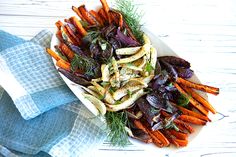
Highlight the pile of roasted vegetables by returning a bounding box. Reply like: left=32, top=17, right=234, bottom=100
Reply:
left=46, top=0, right=219, bottom=147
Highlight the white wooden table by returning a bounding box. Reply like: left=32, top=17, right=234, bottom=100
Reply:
left=1, top=0, right=236, bottom=156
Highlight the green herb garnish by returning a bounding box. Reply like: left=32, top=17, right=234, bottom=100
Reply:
left=70, top=54, right=98, bottom=76
left=165, top=121, right=179, bottom=132
left=101, top=81, right=110, bottom=87
left=114, top=0, right=144, bottom=43
left=105, top=111, right=130, bottom=147
left=177, top=94, right=190, bottom=107
left=145, top=62, right=154, bottom=73
left=127, top=90, right=132, bottom=98
left=109, top=86, right=117, bottom=94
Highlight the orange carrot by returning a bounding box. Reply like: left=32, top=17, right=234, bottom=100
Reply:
left=162, top=130, right=180, bottom=147
left=174, top=119, right=195, bottom=133
left=55, top=20, right=63, bottom=30
left=56, top=59, right=70, bottom=71
left=174, top=83, right=208, bottom=116
left=133, top=120, right=149, bottom=134
left=78, top=5, right=97, bottom=25
left=147, top=129, right=164, bottom=147
left=173, top=103, right=211, bottom=122
left=183, top=87, right=217, bottom=114
left=56, top=30, right=63, bottom=42
left=169, top=129, right=188, bottom=140
left=59, top=43, right=74, bottom=60
left=178, top=115, right=207, bottom=125
left=99, top=0, right=110, bottom=23
left=134, top=120, right=167, bottom=147
left=72, top=6, right=85, bottom=21
left=64, top=24, right=81, bottom=45
left=150, top=130, right=170, bottom=147
left=89, top=10, right=104, bottom=26
left=62, top=26, right=78, bottom=46
left=69, top=16, right=87, bottom=36
left=174, top=139, right=188, bottom=147
left=109, top=10, right=123, bottom=28
left=46, top=48, right=62, bottom=61
left=98, top=8, right=108, bottom=22
left=176, top=77, right=219, bottom=95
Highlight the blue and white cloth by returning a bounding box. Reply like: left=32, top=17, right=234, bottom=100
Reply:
left=0, top=30, right=107, bottom=157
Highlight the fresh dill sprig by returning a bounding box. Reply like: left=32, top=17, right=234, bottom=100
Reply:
left=105, top=111, right=131, bottom=147
left=114, top=0, right=144, bottom=43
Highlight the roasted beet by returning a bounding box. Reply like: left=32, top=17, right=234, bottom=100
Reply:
left=159, top=60, right=178, bottom=80
left=136, top=98, right=160, bottom=126
left=175, top=67, right=193, bottom=79
left=146, top=93, right=165, bottom=109
left=115, top=28, right=140, bottom=47
left=131, top=128, right=152, bottom=143
left=58, top=68, right=90, bottom=86
left=158, top=56, right=190, bottom=68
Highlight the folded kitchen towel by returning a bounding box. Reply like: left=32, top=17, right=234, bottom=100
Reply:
left=0, top=30, right=106, bottom=157
left=0, top=30, right=79, bottom=120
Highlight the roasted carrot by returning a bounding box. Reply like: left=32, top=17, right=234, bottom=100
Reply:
left=64, top=19, right=70, bottom=23
left=46, top=48, right=62, bottom=61
left=174, top=139, right=188, bottom=147
left=176, top=77, right=219, bottom=95
left=98, top=8, right=108, bottom=22
left=64, top=24, right=81, bottom=45
left=173, top=83, right=208, bottom=116
left=56, top=59, right=70, bottom=71
left=100, top=0, right=110, bottom=23
left=72, top=6, right=85, bottom=21
left=89, top=10, right=104, bottom=26
left=59, top=43, right=74, bottom=60
left=147, top=129, right=164, bottom=147
left=55, top=20, right=63, bottom=30
left=109, top=10, right=123, bottom=28
left=78, top=5, right=97, bottom=25
left=133, top=120, right=149, bottom=134
left=150, top=130, right=170, bottom=147
left=69, top=16, right=87, bottom=36
left=123, top=21, right=138, bottom=41
left=62, top=26, right=78, bottom=46
left=134, top=120, right=166, bottom=147
left=174, top=123, right=187, bottom=133
left=183, top=87, right=217, bottom=114
left=173, top=103, right=211, bottom=122
left=169, top=129, right=188, bottom=140
left=178, top=115, right=207, bottom=125
left=56, top=30, right=63, bottom=43
left=160, top=110, right=171, bottom=117
left=174, top=119, right=195, bottom=133
left=162, top=130, right=179, bottom=147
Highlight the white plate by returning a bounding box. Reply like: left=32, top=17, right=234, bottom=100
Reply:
left=50, top=27, right=207, bottom=153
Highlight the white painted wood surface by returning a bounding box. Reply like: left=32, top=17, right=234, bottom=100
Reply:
left=0, top=0, right=236, bottom=156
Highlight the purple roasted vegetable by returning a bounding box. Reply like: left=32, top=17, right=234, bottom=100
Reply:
left=158, top=56, right=190, bottom=68
left=136, top=98, right=160, bottom=126
left=131, top=128, right=152, bottom=143
left=159, top=60, right=178, bottom=80
left=146, top=93, right=165, bottom=109
left=68, top=44, right=87, bottom=56
left=115, top=28, right=140, bottom=47
left=155, top=60, right=162, bottom=75
left=101, top=24, right=117, bottom=39
left=175, top=67, right=193, bottom=79
left=58, top=68, right=90, bottom=86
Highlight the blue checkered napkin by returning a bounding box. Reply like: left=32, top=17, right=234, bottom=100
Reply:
left=0, top=30, right=107, bottom=156
left=0, top=86, right=106, bottom=157
left=0, top=30, right=78, bottom=119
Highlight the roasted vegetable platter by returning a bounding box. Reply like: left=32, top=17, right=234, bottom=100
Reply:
left=47, top=0, right=219, bottom=148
